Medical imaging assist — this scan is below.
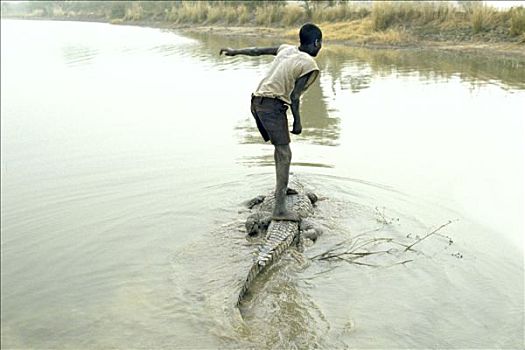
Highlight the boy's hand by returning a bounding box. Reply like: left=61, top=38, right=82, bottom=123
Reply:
left=291, top=122, right=302, bottom=135
left=219, top=48, right=235, bottom=56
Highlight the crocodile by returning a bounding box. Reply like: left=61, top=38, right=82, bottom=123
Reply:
left=237, top=180, right=322, bottom=307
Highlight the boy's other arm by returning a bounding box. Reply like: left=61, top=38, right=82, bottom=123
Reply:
left=290, top=71, right=316, bottom=135
left=219, top=47, right=279, bottom=56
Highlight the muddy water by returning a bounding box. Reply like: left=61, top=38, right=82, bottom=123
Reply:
left=1, top=19, right=523, bottom=349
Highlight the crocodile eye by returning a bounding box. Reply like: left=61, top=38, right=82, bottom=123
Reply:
left=307, top=192, right=318, bottom=204
left=246, top=219, right=257, bottom=236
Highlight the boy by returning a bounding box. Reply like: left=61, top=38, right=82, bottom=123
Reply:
left=220, top=23, right=322, bottom=221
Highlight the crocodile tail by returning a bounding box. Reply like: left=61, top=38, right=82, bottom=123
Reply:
left=237, top=262, right=262, bottom=306
left=236, top=221, right=297, bottom=306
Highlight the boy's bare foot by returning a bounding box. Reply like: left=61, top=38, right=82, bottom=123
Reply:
left=286, top=188, right=298, bottom=195
left=272, top=210, right=300, bottom=222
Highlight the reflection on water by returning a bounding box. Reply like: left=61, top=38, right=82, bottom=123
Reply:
left=1, top=20, right=523, bottom=350
left=180, top=30, right=525, bottom=92
left=297, top=79, right=341, bottom=146
left=187, top=30, right=524, bottom=152
left=238, top=152, right=335, bottom=168
left=323, top=53, right=373, bottom=94
left=320, top=45, right=525, bottom=91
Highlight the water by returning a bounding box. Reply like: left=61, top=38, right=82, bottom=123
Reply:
left=1, top=19, right=523, bottom=349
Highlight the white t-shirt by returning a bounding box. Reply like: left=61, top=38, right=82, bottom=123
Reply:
left=253, top=44, right=319, bottom=104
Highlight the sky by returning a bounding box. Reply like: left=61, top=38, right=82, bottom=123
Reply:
left=483, top=1, right=524, bottom=9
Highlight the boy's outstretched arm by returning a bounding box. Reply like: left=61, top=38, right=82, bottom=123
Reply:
left=219, top=47, right=279, bottom=56
left=290, top=71, right=317, bottom=135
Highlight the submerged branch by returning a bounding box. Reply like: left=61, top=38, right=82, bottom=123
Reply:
left=403, top=220, right=453, bottom=252
left=312, top=219, right=455, bottom=268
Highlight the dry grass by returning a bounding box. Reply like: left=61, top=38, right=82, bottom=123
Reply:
left=284, top=18, right=415, bottom=45
left=371, top=1, right=458, bottom=31
left=113, top=0, right=525, bottom=46
left=124, top=3, right=144, bottom=21
left=282, top=4, right=306, bottom=27
left=510, top=7, right=525, bottom=36
left=312, top=3, right=370, bottom=23
left=325, top=21, right=413, bottom=44
left=255, top=5, right=285, bottom=27
left=471, top=5, right=496, bottom=33
left=6, top=1, right=525, bottom=44
left=169, top=2, right=255, bottom=26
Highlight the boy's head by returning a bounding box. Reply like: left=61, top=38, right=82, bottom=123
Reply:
left=299, top=23, right=322, bottom=57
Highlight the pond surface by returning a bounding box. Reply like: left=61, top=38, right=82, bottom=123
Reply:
left=1, top=19, right=523, bottom=349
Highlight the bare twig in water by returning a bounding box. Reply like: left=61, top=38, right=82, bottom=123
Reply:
left=309, top=227, right=383, bottom=260
left=403, top=220, right=453, bottom=252
left=311, top=219, right=455, bottom=268
left=318, top=249, right=391, bottom=261
left=390, top=259, right=414, bottom=267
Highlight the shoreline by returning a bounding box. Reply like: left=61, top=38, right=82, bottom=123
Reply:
left=3, top=16, right=525, bottom=61
left=175, top=24, right=525, bottom=61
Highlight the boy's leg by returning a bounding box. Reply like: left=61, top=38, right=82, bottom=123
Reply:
left=273, top=144, right=300, bottom=221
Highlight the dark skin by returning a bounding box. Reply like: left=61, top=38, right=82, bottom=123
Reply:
left=220, top=39, right=322, bottom=221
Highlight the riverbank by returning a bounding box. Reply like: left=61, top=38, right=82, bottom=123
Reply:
left=172, top=23, right=525, bottom=61
left=4, top=15, right=524, bottom=61
left=2, top=0, right=525, bottom=61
